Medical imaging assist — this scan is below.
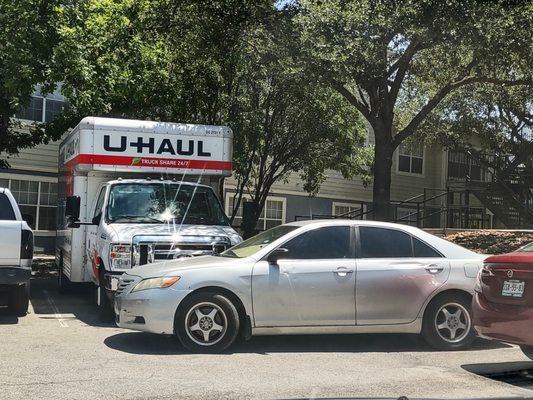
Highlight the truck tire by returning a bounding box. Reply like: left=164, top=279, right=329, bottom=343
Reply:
left=57, top=257, right=72, bottom=294
left=8, top=282, right=30, bottom=317
left=96, top=269, right=114, bottom=322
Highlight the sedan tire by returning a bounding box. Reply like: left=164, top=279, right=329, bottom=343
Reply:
left=521, top=346, right=533, bottom=360
left=175, top=292, right=239, bottom=353
left=422, top=293, right=476, bottom=350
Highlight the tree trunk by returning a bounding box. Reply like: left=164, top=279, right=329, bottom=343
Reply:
left=241, top=200, right=261, bottom=239
left=372, top=133, right=394, bottom=221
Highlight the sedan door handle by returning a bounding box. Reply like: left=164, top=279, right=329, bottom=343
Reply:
left=425, top=264, right=444, bottom=274
left=334, top=267, right=354, bottom=277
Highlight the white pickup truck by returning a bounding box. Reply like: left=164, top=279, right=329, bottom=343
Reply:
left=0, top=188, right=34, bottom=316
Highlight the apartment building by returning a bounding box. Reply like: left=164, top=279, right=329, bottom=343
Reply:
left=4, top=95, right=530, bottom=252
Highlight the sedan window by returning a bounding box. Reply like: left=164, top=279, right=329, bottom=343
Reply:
left=282, top=226, right=351, bottom=259
left=413, top=237, right=443, bottom=258
left=359, top=227, right=412, bottom=258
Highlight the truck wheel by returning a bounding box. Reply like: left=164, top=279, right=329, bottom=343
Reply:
left=8, top=282, right=30, bottom=317
left=175, top=292, right=239, bottom=353
left=96, top=269, right=114, bottom=322
left=57, top=258, right=72, bottom=294
left=422, top=293, right=476, bottom=350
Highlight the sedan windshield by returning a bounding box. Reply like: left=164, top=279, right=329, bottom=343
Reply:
left=106, top=183, right=229, bottom=226
left=221, top=225, right=298, bottom=258
left=517, top=242, right=533, bottom=252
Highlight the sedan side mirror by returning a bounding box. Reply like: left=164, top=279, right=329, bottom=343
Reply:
left=21, top=213, right=34, bottom=227
left=267, top=247, right=289, bottom=264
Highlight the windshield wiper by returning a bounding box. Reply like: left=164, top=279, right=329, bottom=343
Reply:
left=109, top=215, right=163, bottom=223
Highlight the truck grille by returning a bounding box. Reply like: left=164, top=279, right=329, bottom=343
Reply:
left=116, top=276, right=136, bottom=296
left=132, top=235, right=231, bottom=267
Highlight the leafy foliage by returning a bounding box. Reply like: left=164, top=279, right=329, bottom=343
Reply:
left=0, top=0, right=61, bottom=167
left=290, top=0, right=533, bottom=219
left=48, top=1, right=370, bottom=233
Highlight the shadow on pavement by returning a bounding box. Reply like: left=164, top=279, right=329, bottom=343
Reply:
left=462, top=361, right=533, bottom=390
left=0, top=307, right=18, bottom=324
left=104, top=330, right=508, bottom=356
left=29, top=276, right=115, bottom=328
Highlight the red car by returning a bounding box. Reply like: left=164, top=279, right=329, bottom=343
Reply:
left=473, top=242, right=533, bottom=360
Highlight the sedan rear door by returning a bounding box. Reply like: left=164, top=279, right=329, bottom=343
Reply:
left=355, top=226, right=450, bottom=325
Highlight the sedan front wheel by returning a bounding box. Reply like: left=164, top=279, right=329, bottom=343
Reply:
left=422, top=293, right=476, bottom=350
left=175, top=292, right=240, bottom=353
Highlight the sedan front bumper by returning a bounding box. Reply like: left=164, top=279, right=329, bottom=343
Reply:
left=115, top=285, right=191, bottom=335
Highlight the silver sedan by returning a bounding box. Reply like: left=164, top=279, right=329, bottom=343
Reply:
left=115, top=220, right=485, bottom=352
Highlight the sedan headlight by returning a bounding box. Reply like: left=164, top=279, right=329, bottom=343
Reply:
left=131, top=276, right=180, bottom=292
left=110, top=244, right=131, bottom=269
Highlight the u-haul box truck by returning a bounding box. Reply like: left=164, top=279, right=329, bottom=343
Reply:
left=56, top=117, right=241, bottom=316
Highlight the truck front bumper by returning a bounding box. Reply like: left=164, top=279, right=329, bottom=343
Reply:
left=0, top=267, right=31, bottom=285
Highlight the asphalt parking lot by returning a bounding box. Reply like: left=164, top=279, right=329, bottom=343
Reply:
left=1, top=276, right=532, bottom=400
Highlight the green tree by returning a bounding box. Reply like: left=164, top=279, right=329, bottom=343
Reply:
left=50, top=1, right=370, bottom=234
left=291, top=0, right=533, bottom=220
left=0, top=0, right=61, bottom=167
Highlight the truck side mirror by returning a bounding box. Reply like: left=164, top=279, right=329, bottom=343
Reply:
left=92, top=214, right=102, bottom=226
left=65, top=196, right=81, bottom=227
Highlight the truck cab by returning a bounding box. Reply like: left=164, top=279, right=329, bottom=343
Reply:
left=87, top=178, right=240, bottom=289
left=56, top=117, right=241, bottom=317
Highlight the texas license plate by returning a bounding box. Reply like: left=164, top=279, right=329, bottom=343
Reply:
left=501, top=280, right=525, bottom=297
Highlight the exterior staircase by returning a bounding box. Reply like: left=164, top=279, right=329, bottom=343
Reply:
left=468, top=180, right=533, bottom=229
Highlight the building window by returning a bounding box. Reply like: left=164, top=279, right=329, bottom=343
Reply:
left=398, top=141, right=424, bottom=175
left=226, top=193, right=286, bottom=231
left=332, top=202, right=360, bottom=217
left=0, top=178, right=57, bottom=230
left=15, top=96, right=44, bottom=122
left=15, top=95, right=67, bottom=123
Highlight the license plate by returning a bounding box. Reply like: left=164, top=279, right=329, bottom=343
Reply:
left=501, top=280, right=525, bottom=297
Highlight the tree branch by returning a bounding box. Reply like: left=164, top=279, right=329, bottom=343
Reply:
left=388, top=38, right=423, bottom=107
left=392, top=75, right=532, bottom=149
left=328, top=78, right=371, bottom=119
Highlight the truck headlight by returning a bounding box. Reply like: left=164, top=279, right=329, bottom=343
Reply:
left=110, top=244, right=131, bottom=269
left=131, top=276, right=180, bottom=292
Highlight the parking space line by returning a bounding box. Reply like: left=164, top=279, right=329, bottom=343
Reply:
left=43, top=290, right=69, bottom=328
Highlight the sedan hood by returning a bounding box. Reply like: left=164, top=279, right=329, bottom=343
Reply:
left=127, top=255, right=241, bottom=279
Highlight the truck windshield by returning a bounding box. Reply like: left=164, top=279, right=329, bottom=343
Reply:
left=106, top=183, right=229, bottom=226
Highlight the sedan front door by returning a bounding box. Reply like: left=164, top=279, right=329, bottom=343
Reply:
left=355, top=226, right=450, bottom=325
left=252, top=225, right=356, bottom=327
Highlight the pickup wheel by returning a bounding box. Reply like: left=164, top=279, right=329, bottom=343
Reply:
left=8, top=282, right=30, bottom=317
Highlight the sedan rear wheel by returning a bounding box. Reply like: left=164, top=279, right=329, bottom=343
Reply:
left=423, top=294, right=476, bottom=350
left=521, top=346, right=533, bottom=360
left=175, top=292, right=239, bottom=353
